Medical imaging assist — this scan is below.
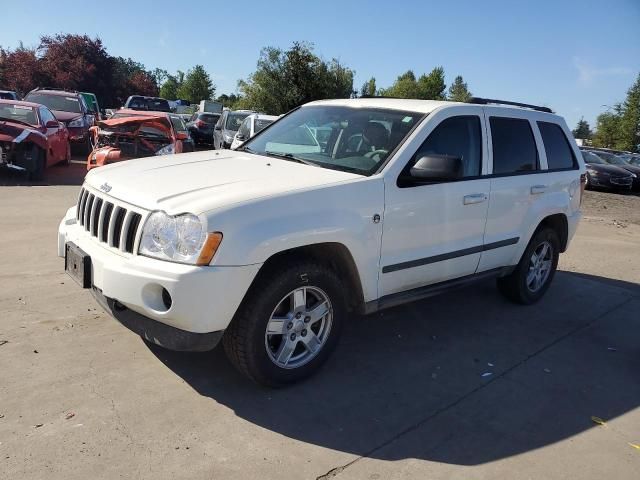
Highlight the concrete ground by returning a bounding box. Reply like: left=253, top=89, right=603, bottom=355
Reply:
left=1, top=162, right=639, bottom=479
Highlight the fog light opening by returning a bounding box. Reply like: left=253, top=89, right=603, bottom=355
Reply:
left=161, top=288, right=173, bottom=311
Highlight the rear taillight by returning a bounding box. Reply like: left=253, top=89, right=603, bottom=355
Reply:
left=579, top=173, right=587, bottom=205
left=196, top=120, right=206, bottom=128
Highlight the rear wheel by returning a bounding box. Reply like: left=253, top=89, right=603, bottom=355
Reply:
left=497, top=227, right=560, bottom=305
left=223, top=261, right=346, bottom=387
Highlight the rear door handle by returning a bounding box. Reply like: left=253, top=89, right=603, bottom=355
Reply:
left=530, top=185, right=548, bottom=195
left=463, top=193, right=488, bottom=205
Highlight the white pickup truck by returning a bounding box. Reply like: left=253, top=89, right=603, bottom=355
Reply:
left=58, top=97, right=585, bottom=386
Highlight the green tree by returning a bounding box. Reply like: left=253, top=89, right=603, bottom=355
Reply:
left=381, top=67, right=447, bottom=100
left=216, top=93, right=241, bottom=109
left=417, top=67, right=446, bottom=100
left=177, top=65, right=215, bottom=104
left=359, top=77, right=377, bottom=97
left=448, top=75, right=472, bottom=102
left=237, top=42, right=354, bottom=114
left=159, top=74, right=180, bottom=100
left=592, top=110, right=622, bottom=148
left=618, top=73, right=640, bottom=152
left=572, top=117, right=592, bottom=139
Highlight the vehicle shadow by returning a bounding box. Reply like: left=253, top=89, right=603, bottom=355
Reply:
left=0, top=161, right=86, bottom=187
left=146, top=270, right=639, bottom=465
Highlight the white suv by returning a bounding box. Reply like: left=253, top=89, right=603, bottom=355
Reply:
left=58, top=97, right=585, bottom=386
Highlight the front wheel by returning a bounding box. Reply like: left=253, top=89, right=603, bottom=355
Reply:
left=223, top=262, right=346, bottom=387
left=497, top=227, right=560, bottom=305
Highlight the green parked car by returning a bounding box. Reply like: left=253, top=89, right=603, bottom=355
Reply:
left=80, top=92, right=101, bottom=121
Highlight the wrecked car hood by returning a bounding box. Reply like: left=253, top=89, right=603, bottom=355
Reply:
left=84, top=150, right=361, bottom=214
left=0, top=120, right=47, bottom=150
left=97, top=116, right=168, bottom=128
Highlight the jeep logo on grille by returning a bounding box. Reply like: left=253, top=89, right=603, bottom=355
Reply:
left=99, top=182, right=112, bottom=193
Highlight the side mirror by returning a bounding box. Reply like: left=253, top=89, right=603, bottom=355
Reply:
left=409, top=154, right=463, bottom=181
left=45, top=120, right=59, bottom=129
left=176, top=132, right=189, bottom=141
left=235, top=133, right=245, bottom=141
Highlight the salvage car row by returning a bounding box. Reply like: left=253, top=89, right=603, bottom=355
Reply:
left=0, top=87, right=278, bottom=178
left=581, top=147, right=640, bottom=192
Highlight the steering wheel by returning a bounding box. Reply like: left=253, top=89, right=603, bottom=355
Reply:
left=364, top=149, right=388, bottom=159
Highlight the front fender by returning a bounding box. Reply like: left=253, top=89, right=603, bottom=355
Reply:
left=205, top=178, right=385, bottom=302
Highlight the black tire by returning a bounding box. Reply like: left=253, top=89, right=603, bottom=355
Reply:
left=223, top=261, right=346, bottom=387
left=28, top=147, right=46, bottom=181
left=497, top=227, right=560, bottom=305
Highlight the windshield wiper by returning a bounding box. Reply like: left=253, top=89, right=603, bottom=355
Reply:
left=264, top=151, right=318, bottom=167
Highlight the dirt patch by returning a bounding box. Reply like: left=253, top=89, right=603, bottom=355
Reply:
left=581, top=190, right=640, bottom=226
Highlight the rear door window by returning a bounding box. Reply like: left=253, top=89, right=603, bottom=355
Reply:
left=490, top=117, right=538, bottom=174
left=537, top=122, right=577, bottom=170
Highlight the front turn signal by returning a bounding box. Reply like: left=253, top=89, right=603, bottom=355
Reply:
left=196, top=232, right=223, bottom=266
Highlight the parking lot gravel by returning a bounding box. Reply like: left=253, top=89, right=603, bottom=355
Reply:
left=1, top=163, right=639, bottom=479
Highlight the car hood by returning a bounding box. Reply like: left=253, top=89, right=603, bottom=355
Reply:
left=84, top=150, right=362, bottom=214
left=615, top=164, right=640, bottom=175
left=52, top=110, right=82, bottom=123
left=0, top=120, right=47, bottom=149
left=585, top=163, right=631, bottom=175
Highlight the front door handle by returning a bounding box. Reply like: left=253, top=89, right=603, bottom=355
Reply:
left=463, top=193, right=488, bottom=205
left=530, top=185, right=548, bottom=195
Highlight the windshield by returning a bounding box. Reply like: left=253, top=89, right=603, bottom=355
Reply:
left=0, top=104, right=38, bottom=125
left=26, top=93, right=81, bottom=113
left=254, top=118, right=274, bottom=133
left=199, top=113, right=220, bottom=124
left=225, top=112, right=251, bottom=131
left=582, top=151, right=605, bottom=164
left=599, top=153, right=626, bottom=165
left=242, top=106, right=424, bottom=175
left=169, top=114, right=187, bottom=132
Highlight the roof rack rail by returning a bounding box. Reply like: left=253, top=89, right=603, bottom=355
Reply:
left=467, top=97, right=553, bottom=113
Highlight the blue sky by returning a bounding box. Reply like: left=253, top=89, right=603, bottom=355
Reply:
left=2, top=0, right=638, bottom=129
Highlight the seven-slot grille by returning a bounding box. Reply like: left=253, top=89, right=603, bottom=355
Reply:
left=76, top=187, right=143, bottom=253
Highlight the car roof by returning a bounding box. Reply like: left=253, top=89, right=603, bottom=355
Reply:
left=305, top=97, right=561, bottom=120
left=30, top=89, right=80, bottom=97
left=127, top=95, right=167, bottom=101
left=248, top=114, right=278, bottom=122
left=0, top=99, right=40, bottom=108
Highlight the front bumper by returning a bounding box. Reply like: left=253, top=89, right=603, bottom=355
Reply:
left=92, top=288, right=223, bottom=351
left=58, top=205, right=261, bottom=343
left=588, top=174, right=632, bottom=191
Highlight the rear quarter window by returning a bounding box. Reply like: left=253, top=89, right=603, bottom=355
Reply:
left=538, top=121, right=577, bottom=170
left=490, top=117, right=538, bottom=174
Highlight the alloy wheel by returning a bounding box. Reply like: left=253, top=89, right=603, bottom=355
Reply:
left=264, top=286, right=333, bottom=369
left=526, top=240, right=553, bottom=293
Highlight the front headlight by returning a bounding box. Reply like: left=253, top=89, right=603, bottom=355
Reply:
left=139, top=211, right=222, bottom=265
left=630, top=173, right=637, bottom=178
left=68, top=116, right=86, bottom=128
left=155, top=144, right=175, bottom=156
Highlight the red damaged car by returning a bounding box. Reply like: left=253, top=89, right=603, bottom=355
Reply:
left=0, top=99, right=70, bottom=180
left=87, top=109, right=190, bottom=170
